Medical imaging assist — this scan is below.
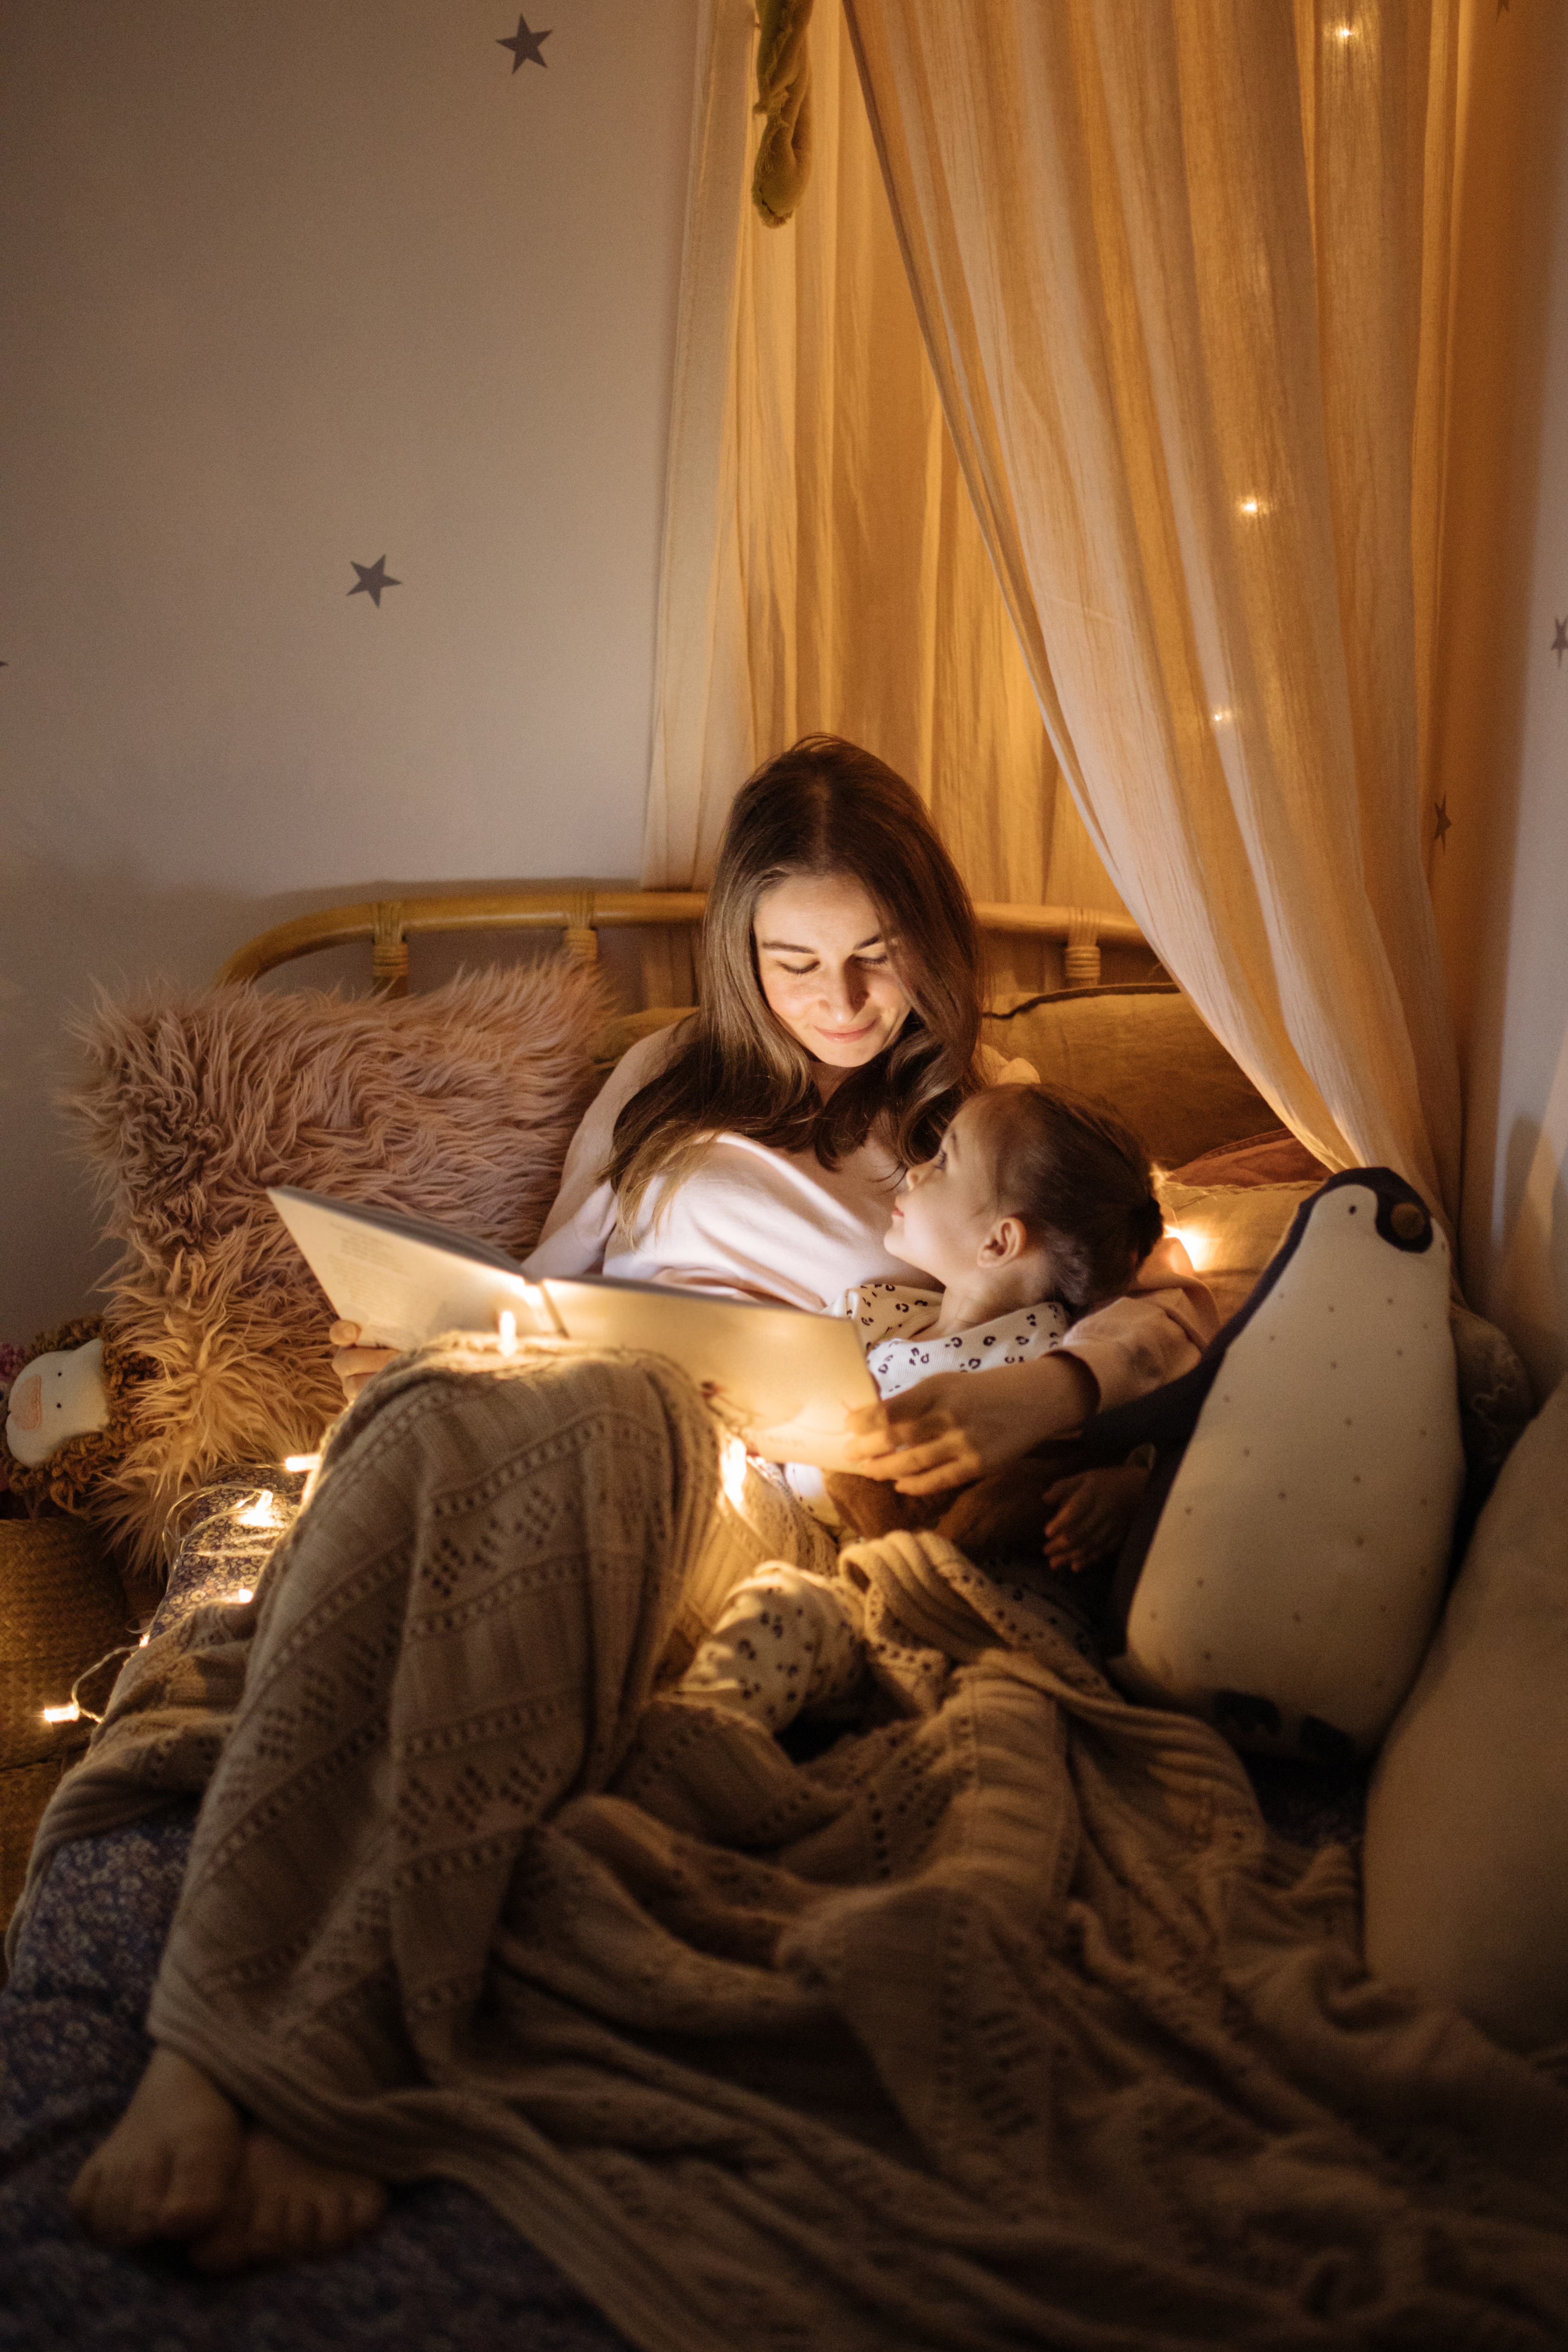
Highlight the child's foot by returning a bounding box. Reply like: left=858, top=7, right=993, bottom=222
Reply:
left=69, top=2045, right=245, bottom=2248
left=190, top=2127, right=387, bottom=2271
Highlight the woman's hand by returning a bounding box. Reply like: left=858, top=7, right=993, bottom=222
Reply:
left=330, top=1321, right=398, bottom=1405
left=842, top=1355, right=1097, bottom=1495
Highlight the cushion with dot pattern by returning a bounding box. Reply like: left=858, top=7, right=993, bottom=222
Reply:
left=1084, top=1170, right=1464, bottom=1762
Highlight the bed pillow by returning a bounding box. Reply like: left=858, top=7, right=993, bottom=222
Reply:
left=979, top=984, right=1278, bottom=1168
left=1156, top=1177, right=1322, bottom=1326
left=1362, top=1376, right=1568, bottom=2052
left=64, top=958, right=605, bottom=1576
left=1165, top=1128, right=1330, bottom=1188
left=1095, top=1171, right=1464, bottom=1763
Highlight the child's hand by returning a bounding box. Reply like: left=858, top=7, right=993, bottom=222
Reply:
left=1041, top=1463, right=1149, bottom=1572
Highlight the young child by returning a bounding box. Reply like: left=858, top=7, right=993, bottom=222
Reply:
left=671, top=1082, right=1182, bottom=1733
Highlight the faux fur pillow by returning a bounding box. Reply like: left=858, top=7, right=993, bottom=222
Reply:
left=66, top=960, right=605, bottom=1573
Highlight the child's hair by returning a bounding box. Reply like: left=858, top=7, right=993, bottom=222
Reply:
left=975, top=1082, right=1164, bottom=1314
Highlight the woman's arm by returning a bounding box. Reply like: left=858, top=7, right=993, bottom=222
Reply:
left=523, top=1024, right=686, bottom=1278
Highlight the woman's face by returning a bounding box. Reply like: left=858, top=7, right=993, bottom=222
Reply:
left=752, top=871, right=914, bottom=1070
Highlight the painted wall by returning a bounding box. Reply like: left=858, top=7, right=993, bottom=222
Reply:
left=0, top=0, right=698, bottom=1337
left=1429, top=0, right=1568, bottom=1400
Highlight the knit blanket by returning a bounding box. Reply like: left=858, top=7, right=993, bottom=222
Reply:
left=18, top=1340, right=1568, bottom=2351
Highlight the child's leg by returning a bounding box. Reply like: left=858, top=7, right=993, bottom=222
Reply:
left=672, top=1564, right=866, bottom=1732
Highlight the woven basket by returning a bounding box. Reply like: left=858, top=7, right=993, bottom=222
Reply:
left=0, top=1515, right=132, bottom=1942
left=0, top=1754, right=72, bottom=1945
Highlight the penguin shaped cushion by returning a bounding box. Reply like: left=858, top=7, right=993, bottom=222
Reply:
left=1088, top=1170, right=1464, bottom=1763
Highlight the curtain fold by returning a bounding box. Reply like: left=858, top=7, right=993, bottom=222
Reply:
left=843, top=0, right=1462, bottom=1216
left=643, top=0, right=1125, bottom=998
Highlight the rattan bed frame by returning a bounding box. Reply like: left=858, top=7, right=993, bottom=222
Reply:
left=214, top=889, right=1150, bottom=996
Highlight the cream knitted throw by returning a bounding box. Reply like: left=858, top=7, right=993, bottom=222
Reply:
left=19, top=1341, right=1568, bottom=2350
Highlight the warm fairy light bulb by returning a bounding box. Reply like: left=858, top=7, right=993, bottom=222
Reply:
left=42, top=1702, right=81, bottom=1724
left=1238, top=496, right=1261, bottom=516
left=284, top=1453, right=320, bottom=1473
left=497, top=1309, right=518, bottom=1356
left=235, top=1488, right=280, bottom=1528
left=230, top=1587, right=254, bottom=1605
left=1334, top=23, right=1355, bottom=39
left=720, top=1434, right=751, bottom=1509
left=1211, top=706, right=1234, bottom=725
left=1165, top=1224, right=1205, bottom=1269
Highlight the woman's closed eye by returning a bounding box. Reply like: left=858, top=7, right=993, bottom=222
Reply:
left=776, top=954, right=890, bottom=976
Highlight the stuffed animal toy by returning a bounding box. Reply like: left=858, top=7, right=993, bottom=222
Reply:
left=2, top=1318, right=157, bottom=1517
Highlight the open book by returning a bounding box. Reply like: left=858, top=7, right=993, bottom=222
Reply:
left=268, top=1186, right=879, bottom=1470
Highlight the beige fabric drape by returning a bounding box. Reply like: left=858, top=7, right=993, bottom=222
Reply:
left=643, top=0, right=1123, bottom=998
left=843, top=0, right=1463, bottom=1215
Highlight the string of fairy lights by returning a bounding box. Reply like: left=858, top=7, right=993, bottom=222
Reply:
left=38, top=1452, right=323, bottom=1728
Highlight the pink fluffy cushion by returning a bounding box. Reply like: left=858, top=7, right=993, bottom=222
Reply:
left=66, top=961, right=605, bottom=1572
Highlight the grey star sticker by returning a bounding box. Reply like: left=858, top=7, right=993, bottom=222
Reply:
left=1553, top=617, right=1567, bottom=666
left=499, top=14, right=551, bottom=70
left=1433, top=798, right=1453, bottom=851
left=348, top=557, right=401, bottom=608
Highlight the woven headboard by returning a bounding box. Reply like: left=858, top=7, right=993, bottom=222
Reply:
left=214, top=888, right=1154, bottom=998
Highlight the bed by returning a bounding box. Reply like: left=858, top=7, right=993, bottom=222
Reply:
left=2, top=889, right=1562, bottom=2352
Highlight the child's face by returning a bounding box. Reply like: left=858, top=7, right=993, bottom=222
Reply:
left=887, top=1097, right=1002, bottom=1284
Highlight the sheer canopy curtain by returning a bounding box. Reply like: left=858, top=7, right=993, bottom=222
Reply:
left=642, top=0, right=1125, bottom=1001
left=843, top=0, right=1463, bottom=1215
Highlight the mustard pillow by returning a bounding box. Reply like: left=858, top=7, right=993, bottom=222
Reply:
left=980, top=984, right=1276, bottom=1168
left=1156, top=1178, right=1321, bottom=1326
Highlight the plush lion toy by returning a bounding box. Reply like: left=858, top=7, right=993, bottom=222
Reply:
left=2, top=1317, right=158, bottom=1516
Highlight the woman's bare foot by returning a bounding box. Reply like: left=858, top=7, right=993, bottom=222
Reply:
left=70, top=2045, right=245, bottom=2248
left=190, top=2128, right=387, bottom=2272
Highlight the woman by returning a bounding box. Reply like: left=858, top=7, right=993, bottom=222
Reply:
left=72, top=737, right=1212, bottom=2270
left=340, top=736, right=1209, bottom=1484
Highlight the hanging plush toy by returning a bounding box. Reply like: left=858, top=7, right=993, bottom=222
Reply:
left=2, top=1318, right=156, bottom=1516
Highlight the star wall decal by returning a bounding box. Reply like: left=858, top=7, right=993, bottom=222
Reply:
left=1553, top=617, right=1567, bottom=666
left=1432, top=798, right=1453, bottom=850
left=348, top=556, right=401, bottom=608
left=498, top=14, right=551, bottom=70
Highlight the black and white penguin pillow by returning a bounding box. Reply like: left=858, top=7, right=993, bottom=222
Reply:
left=1085, top=1170, right=1464, bottom=1766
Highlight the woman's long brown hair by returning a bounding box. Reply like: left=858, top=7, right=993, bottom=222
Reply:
left=608, top=737, right=986, bottom=1229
